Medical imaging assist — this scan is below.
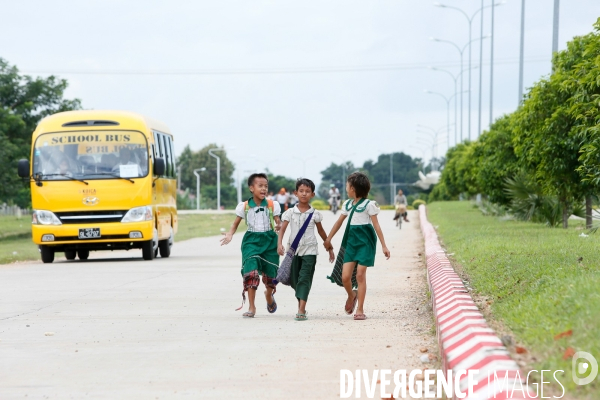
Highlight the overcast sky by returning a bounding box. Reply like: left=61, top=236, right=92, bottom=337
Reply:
left=2, top=1, right=599, bottom=184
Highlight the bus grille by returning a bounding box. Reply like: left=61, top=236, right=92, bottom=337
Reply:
left=55, top=210, right=127, bottom=224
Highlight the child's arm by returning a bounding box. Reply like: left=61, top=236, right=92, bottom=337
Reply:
left=370, top=214, right=390, bottom=259
left=274, top=215, right=282, bottom=232
left=277, top=220, right=289, bottom=256
left=315, top=221, right=332, bottom=250
left=220, top=216, right=243, bottom=246
left=323, top=214, right=347, bottom=250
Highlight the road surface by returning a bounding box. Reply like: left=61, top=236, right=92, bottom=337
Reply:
left=0, top=209, right=436, bottom=399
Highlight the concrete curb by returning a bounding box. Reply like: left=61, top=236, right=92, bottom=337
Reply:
left=419, top=205, right=535, bottom=399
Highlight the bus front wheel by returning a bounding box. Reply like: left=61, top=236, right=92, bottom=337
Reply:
left=141, top=240, right=154, bottom=261
left=40, top=246, right=55, bottom=264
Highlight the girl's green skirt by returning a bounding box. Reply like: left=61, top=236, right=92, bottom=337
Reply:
left=343, top=224, right=377, bottom=267
left=241, top=230, right=279, bottom=277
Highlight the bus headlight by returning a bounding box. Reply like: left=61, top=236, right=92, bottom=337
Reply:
left=32, top=210, right=62, bottom=225
left=121, top=206, right=152, bottom=223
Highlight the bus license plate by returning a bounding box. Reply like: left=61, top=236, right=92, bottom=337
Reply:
left=79, top=228, right=101, bottom=239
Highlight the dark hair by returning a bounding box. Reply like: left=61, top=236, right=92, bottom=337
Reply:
left=347, top=172, right=370, bottom=198
left=295, top=178, right=315, bottom=193
left=247, top=173, right=268, bottom=186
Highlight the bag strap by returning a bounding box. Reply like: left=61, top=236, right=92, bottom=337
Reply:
left=289, top=210, right=314, bottom=252
left=244, top=199, right=275, bottom=231
left=341, top=198, right=366, bottom=247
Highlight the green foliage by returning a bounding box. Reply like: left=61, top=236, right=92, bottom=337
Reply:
left=412, top=199, right=426, bottom=209
left=310, top=199, right=329, bottom=210
left=475, top=115, right=520, bottom=206
left=266, top=172, right=296, bottom=195
left=439, top=141, right=481, bottom=198
left=428, top=181, right=455, bottom=202
left=0, top=58, right=81, bottom=207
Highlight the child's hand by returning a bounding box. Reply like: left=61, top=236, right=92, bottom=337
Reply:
left=382, top=246, right=390, bottom=259
left=220, top=232, right=233, bottom=246
left=328, top=249, right=335, bottom=263
left=323, top=239, right=332, bottom=250
left=278, top=244, right=285, bottom=256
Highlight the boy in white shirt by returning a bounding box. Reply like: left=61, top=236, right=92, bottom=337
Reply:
left=278, top=178, right=334, bottom=321
left=221, top=173, right=281, bottom=318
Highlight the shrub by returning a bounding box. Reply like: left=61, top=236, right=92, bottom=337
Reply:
left=413, top=199, right=426, bottom=209
left=311, top=199, right=330, bottom=210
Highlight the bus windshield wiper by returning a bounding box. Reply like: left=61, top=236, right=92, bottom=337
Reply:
left=88, top=172, right=135, bottom=184
left=39, top=173, right=88, bottom=185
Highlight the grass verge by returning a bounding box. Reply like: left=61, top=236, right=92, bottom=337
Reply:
left=0, top=214, right=245, bottom=265
left=427, top=201, right=599, bottom=398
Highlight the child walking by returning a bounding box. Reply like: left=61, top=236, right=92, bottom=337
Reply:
left=324, top=172, right=390, bottom=321
left=220, top=173, right=281, bottom=318
left=277, top=178, right=334, bottom=321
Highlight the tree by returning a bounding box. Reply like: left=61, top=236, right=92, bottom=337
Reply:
left=475, top=115, right=521, bottom=206
left=318, top=161, right=356, bottom=199
left=361, top=152, right=421, bottom=203
left=176, top=144, right=238, bottom=209
left=0, top=58, right=81, bottom=207
left=439, top=141, right=480, bottom=198
left=512, top=29, right=599, bottom=228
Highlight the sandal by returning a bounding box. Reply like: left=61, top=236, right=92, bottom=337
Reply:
left=267, top=295, right=277, bottom=314
left=294, top=313, right=308, bottom=321
left=354, top=313, right=367, bottom=320
left=345, top=290, right=358, bottom=315
left=242, top=311, right=255, bottom=318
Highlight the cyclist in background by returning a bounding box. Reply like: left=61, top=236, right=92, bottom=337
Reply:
left=328, top=184, right=341, bottom=214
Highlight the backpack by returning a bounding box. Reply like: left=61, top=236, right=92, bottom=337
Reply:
left=244, top=199, right=276, bottom=231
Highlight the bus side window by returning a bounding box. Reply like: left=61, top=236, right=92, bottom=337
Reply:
left=167, top=136, right=176, bottom=179
left=153, top=132, right=161, bottom=160
left=162, top=135, right=172, bottom=177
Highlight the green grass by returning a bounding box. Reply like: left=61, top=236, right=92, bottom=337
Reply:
left=0, top=213, right=245, bottom=265
left=427, top=202, right=600, bottom=398
left=175, top=213, right=246, bottom=242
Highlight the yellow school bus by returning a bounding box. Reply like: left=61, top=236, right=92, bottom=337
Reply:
left=17, top=110, right=177, bottom=263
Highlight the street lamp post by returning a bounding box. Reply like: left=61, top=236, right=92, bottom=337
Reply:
left=518, top=0, right=526, bottom=105
left=425, top=90, right=452, bottom=150
left=193, top=167, right=206, bottom=210
left=434, top=2, right=500, bottom=141
left=552, top=0, right=560, bottom=55
left=208, top=148, right=225, bottom=210
left=293, top=156, right=316, bottom=178
left=429, top=67, right=474, bottom=146
left=431, top=35, right=489, bottom=141
left=332, top=153, right=355, bottom=200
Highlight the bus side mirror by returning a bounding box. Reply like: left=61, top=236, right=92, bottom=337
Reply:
left=18, top=159, right=30, bottom=178
left=154, top=158, right=165, bottom=176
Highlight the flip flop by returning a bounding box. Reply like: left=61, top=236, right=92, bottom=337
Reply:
left=294, top=313, right=308, bottom=321
left=345, top=290, right=358, bottom=315
left=267, top=295, right=277, bottom=314
left=354, top=313, right=367, bottom=321
left=242, top=311, right=255, bottom=318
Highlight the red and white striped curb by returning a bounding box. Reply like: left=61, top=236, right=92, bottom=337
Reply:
left=419, top=205, right=536, bottom=399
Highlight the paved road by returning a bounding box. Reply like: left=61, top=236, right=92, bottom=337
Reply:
left=0, top=210, right=436, bottom=399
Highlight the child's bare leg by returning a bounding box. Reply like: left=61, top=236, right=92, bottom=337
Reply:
left=355, top=265, right=368, bottom=315
left=264, top=286, right=274, bottom=305
left=298, top=300, right=307, bottom=314
left=247, top=288, right=257, bottom=314
left=341, top=262, right=357, bottom=311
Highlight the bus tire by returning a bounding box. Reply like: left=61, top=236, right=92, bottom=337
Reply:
left=40, top=246, right=55, bottom=264
left=158, top=239, right=171, bottom=258
left=142, top=240, right=154, bottom=260
left=78, top=250, right=90, bottom=260
left=65, top=250, right=76, bottom=260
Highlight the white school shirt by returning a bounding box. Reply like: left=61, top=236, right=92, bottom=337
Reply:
left=235, top=200, right=281, bottom=232
left=340, top=199, right=380, bottom=225
left=275, top=192, right=289, bottom=204
left=281, top=206, right=323, bottom=256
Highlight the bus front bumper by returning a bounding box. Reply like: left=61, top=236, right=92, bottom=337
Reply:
left=32, top=221, right=154, bottom=250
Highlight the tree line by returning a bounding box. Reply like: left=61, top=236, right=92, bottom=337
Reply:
left=430, top=19, right=600, bottom=229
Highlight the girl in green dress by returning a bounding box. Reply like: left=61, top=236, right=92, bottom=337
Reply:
left=324, top=172, right=390, bottom=320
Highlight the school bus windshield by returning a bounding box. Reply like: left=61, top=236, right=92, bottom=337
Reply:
left=32, top=131, right=149, bottom=181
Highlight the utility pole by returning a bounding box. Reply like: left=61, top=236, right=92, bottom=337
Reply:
left=208, top=148, right=225, bottom=210
left=518, top=0, right=526, bottom=105
left=389, top=153, right=394, bottom=205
